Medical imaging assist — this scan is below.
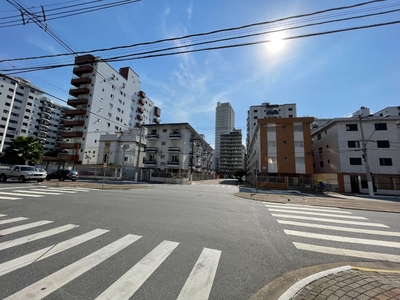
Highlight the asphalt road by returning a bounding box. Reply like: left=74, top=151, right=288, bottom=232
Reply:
left=0, top=180, right=399, bottom=299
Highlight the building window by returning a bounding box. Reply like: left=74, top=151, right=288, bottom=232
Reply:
left=375, top=123, right=387, bottom=131
left=283, top=157, right=288, bottom=162
left=282, top=125, right=286, bottom=130
left=349, top=157, right=362, bottom=165
left=327, top=160, right=330, bottom=164
left=317, top=134, right=321, bottom=140
left=377, top=140, right=390, bottom=148
left=319, top=161, right=324, bottom=167
left=283, top=141, right=287, bottom=146
left=253, top=116, right=258, bottom=119
left=163, top=129, right=167, bottom=133
left=288, top=108, right=293, bottom=111
left=318, top=147, right=322, bottom=153
left=289, top=115, right=293, bottom=117
left=379, top=158, right=392, bottom=166
left=346, top=124, right=358, bottom=131
left=348, top=141, right=360, bottom=148
left=161, top=141, right=166, bottom=145
left=326, top=145, right=329, bottom=148
left=171, top=155, right=179, bottom=162
left=253, top=109, right=258, bottom=112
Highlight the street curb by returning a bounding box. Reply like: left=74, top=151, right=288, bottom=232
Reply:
left=276, top=266, right=351, bottom=300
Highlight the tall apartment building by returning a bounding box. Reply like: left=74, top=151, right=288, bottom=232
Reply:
left=0, top=74, right=67, bottom=153
left=311, top=106, right=400, bottom=195
left=59, top=54, right=161, bottom=164
left=215, top=102, right=235, bottom=160
left=246, top=102, right=297, bottom=151
left=218, top=129, right=244, bottom=175
left=143, top=123, right=213, bottom=177
left=247, top=117, right=314, bottom=177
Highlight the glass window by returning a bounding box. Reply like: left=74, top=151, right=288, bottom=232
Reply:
left=349, top=157, right=362, bottom=165
left=379, top=158, right=392, bottom=166
left=348, top=141, right=360, bottom=148
left=375, top=123, right=387, bottom=130
left=377, top=140, right=390, bottom=148
left=346, top=124, right=358, bottom=131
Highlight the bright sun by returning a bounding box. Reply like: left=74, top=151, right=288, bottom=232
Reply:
left=267, top=32, right=285, bottom=54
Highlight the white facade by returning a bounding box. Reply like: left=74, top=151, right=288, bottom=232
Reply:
left=215, top=102, right=235, bottom=160
left=246, top=102, right=297, bottom=151
left=0, top=74, right=67, bottom=153
left=143, top=123, right=213, bottom=175
left=312, top=107, right=400, bottom=195
left=60, top=55, right=161, bottom=164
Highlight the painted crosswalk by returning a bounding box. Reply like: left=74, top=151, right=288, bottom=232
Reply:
left=0, top=186, right=96, bottom=201
left=0, top=214, right=222, bottom=299
left=264, top=202, right=400, bottom=263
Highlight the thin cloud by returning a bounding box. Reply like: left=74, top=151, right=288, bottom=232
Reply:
left=26, top=36, right=59, bottom=54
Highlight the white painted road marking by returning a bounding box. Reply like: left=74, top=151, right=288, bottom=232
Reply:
left=277, top=220, right=400, bottom=237
left=39, top=188, right=77, bottom=193
left=0, top=191, right=43, bottom=197
left=0, top=228, right=109, bottom=277
left=96, top=240, right=179, bottom=300
left=0, top=220, right=53, bottom=236
left=0, top=224, right=77, bottom=251
left=0, top=217, right=28, bottom=225
left=285, top=230, right=400, bottom=248
left=293, top=242, right=400, bottom=263
left=177, top=247, right=222, bottom=300
left=0, top=214, right=7, bottom=217
left=0, top=196, right=21, bottom=200
left=267, top=208, right=366, bottom=219
left=271, top=214, right=388, bottom=228
left=13, top=190, right=62, bottom=195
left=264, top=204, right=352, bottom=214
left=4, top=234, right=141, bottom=300
left=264, top=201, right=341, bottom=209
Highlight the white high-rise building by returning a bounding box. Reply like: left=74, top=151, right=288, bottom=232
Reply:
left=214, top=102, right=235, bottom=161
left=0, top=74, right=68, bottom=153
left=246, top=102, right=297, bottom=151
left=59, top=54, right=161, bottom=164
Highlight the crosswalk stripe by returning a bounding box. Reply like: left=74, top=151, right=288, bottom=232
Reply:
left=39, top=188, right=77, bottom=193
left=0, top=224, right=77, bottom=251
left=95, top=240, right=179, bottom=300
left=0, top=217, right=28, bottom=225
left=0, top=214, right=7, bottom=217
left=0, top=228, right=109, bottom=277
left=4, top=234, right=141, bottom=300
left=264, top=204, right=352, bottom=214
left=0, top=191, right=43, bottom=197
left=12, top=190, right=62, bottom=195
left=0, top=220, right=53, bottom=236
left=264, top=201, right=341, bottom=210
left=285, top=230, right=400, bottom=248
left=267, top=209, right=366, bottom=219
left=277, top=220, right=400, bottom=237
left=293, top=242, right=400, bottom=263
left=0, top=196, right=21, bottom=200
left=177, top=247, right=222, bottom=300
left=271, top=214, right=388, bottom=228
left=56, top=187, right=95, bottom=191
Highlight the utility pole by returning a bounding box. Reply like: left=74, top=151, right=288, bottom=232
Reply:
left=135, top=126, right=143, bottom=182
left=358, top=115, right=374, bottom=197
left=190, top=139, right=194, bottom=184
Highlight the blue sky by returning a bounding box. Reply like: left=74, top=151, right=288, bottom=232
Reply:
left=1, top=0, right=399, bottom=148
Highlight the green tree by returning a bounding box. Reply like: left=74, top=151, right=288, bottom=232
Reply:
left=233, top=169, right=247, bottom=183
left=1, top=136, right=44, bottom=165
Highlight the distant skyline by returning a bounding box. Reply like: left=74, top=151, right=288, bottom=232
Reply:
left=1, top=0, right=399, bottom=148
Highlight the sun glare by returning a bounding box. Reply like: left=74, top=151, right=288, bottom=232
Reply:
left=267, top=32, right=285, bottom=54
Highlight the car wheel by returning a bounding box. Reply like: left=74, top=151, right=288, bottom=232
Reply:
left=0, top=174, right=7, bottom=182
left=46, top=178, right=51, bottom=181
left=60, top=177, right=65, bottom=181
left=37, top=179, right=44, bottom=182
left=19, top=175, right=26, bottom=183
left=72, top=179, right=76, bottom=181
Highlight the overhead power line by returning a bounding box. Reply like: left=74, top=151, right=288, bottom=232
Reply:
left=2, top=19, right=400, bottom=75
left=1, top=0, right=394, bottom=63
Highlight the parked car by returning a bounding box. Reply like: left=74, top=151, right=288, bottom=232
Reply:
left=0, top=165, right=47, bottom=182
left=46, top=169, right=79, bottom=181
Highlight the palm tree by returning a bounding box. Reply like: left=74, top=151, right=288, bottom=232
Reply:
left=1, top=136, right=44, bottom=165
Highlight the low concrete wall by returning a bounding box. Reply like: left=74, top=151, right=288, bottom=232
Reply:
left=150, top=177, right=188, bottom=184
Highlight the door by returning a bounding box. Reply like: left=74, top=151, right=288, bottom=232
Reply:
left=350, top=175, right=360, bottom=193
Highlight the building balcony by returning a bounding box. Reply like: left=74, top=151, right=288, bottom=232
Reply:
left=154, top=106, right=161, bottom=117
left=58, top=142, right=81, bottom=149
left=168, top=147, right=181, bottom=153
left=167, top=161, right=180, bottom=166
left=139, top=90, right=146, bottom=98
left=138, top=98, right=145, bottom=106
left=41, top=102, right=53, bottom=110
left=69, top=87, right=90, bottom=97
left=67, top=97, right=88, bottom=107
left=63, top=120, right=85, bottom=127
left=144, top=160, right=157, bottom=168
left=137, top=114, right=143, bottom=121
left=154, top=118, right=160, bottom=124
left=60, top=131, right=83, bottom=138
left=71, top=77, right=91, bottom=87
left=38, top=123, right=49, bottom=130
left=146, top=134, right=159, bottom=139
left=145, top=147, right=158, bottom=153
left=65, top=109, right=87, bottom=116
left=135, top=122, right=142, bottom=128
left=73, top=65, right=93, bottom=76
left=74, top=54, right=95, bottom=65
left=137, top=107, right=144, bottom=114
left=169, top=133, right=181, bottom=139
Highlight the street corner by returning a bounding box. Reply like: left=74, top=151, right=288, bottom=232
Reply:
left=249, top=262, right=400, bottom=300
